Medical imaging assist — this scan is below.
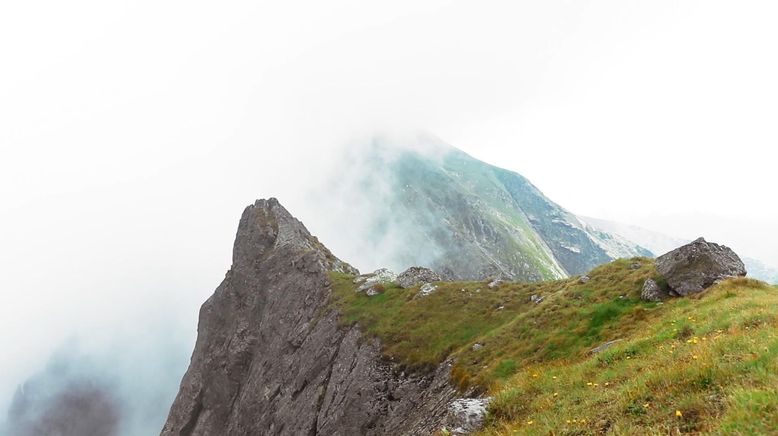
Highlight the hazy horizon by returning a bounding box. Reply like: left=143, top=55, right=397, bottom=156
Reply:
left=2, top=1, right=777, bottom=433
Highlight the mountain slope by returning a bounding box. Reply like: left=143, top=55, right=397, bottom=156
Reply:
left=330, top=259, right=778, bottom=435
left=322, top=134, right=649, bottom=281
left=165, top=199, right=777, bottom=435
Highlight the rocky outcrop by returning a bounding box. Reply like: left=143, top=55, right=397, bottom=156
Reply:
left=443, top=398, right=491, bottom=434
left=161, top=199, right=462, bottom=436
left=656, top=237, right=747, bottom=296
left=418, top=283, right=438, bottom=297
left=640, top=279, right=667, bottom=302
left=354, top=268, right=397, bottom=295
left=397, top=267, right=442, bottom=289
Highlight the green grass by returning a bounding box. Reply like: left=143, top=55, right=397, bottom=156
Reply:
left=327, top=260, right=778, bottom=434
left=481, top=278, right=778, bottom=435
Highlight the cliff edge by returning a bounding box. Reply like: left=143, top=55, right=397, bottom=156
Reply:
left=162, top=199, right=458, bottom=436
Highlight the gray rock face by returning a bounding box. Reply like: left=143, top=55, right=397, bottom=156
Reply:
left=640, top=279, right=667, bottom=302
left=161, top=199, right=459, bottom=436
left=656, top=237, right=746, bottom=296
left=397, top=266, right=442, bottom=288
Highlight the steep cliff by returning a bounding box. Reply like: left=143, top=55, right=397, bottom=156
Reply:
left=161, top=199, right=459, bottom=436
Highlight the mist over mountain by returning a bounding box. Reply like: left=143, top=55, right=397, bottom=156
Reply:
left=5, top=132, right=775, bottom=435
left=309, top=133, right=650, bottom=282
left=162, top=197, right=778, bottom=435
left=1, top=322, right=193, bottom=436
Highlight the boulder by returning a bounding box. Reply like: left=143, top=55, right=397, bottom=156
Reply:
left=579, top=275, right=590, bottom=284
left=487, top=279, right=504, bottom=289
left=365, top=285, right=385, bottom=297
left=355, top=268, right=397, bottom=293
left=444, top=398, right=491, bottom=434
left=656, top=237, right=746, bottom=296
left=418, top=283, right=438, bottom=297
left=396, top=266, right=442, bottom=289
left=640, top=279, right=668, bottom=302
left=530, top=294, right=544, bottom=304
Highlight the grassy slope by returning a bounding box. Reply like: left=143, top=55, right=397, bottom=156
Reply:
left=391, top=152, right=567, bottom=280
left=328, top=260, right=778, bottom=435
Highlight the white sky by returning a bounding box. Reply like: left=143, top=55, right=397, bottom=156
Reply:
left=1, top=0, right=777, bottom=422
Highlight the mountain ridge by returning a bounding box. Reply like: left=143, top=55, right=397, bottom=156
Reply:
left=163, top=198, right=778, bottom=435
left=314, top=135, right=650, bottom=282
left=161, top=199, right=464, bottom=435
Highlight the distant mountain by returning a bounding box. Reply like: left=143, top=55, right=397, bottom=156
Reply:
left=5, top=351, right=120, bottom=436
left=581, top=216, right=778, bottom=284
left=578, top=216, right=686, bottom=256
left=320, top=134, right=650, bottom=281
left=743, top=258, right=778, bottom=284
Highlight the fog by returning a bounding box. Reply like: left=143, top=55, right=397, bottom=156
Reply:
left=2, top=1, right=778, bottom=433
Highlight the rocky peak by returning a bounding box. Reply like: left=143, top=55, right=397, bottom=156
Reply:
left=232, top=198, right=358, bottom=275
left=162, top=199, right=460, bottom=436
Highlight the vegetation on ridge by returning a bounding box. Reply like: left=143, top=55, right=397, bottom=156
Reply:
left=328, top=259, right=778, bottom=434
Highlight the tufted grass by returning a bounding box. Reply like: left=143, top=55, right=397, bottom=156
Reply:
left=329, top=258, right=658, bottom=384
left=480, top=278, right=778, bottom=435
left=329, top=261, right=778, bottom=434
